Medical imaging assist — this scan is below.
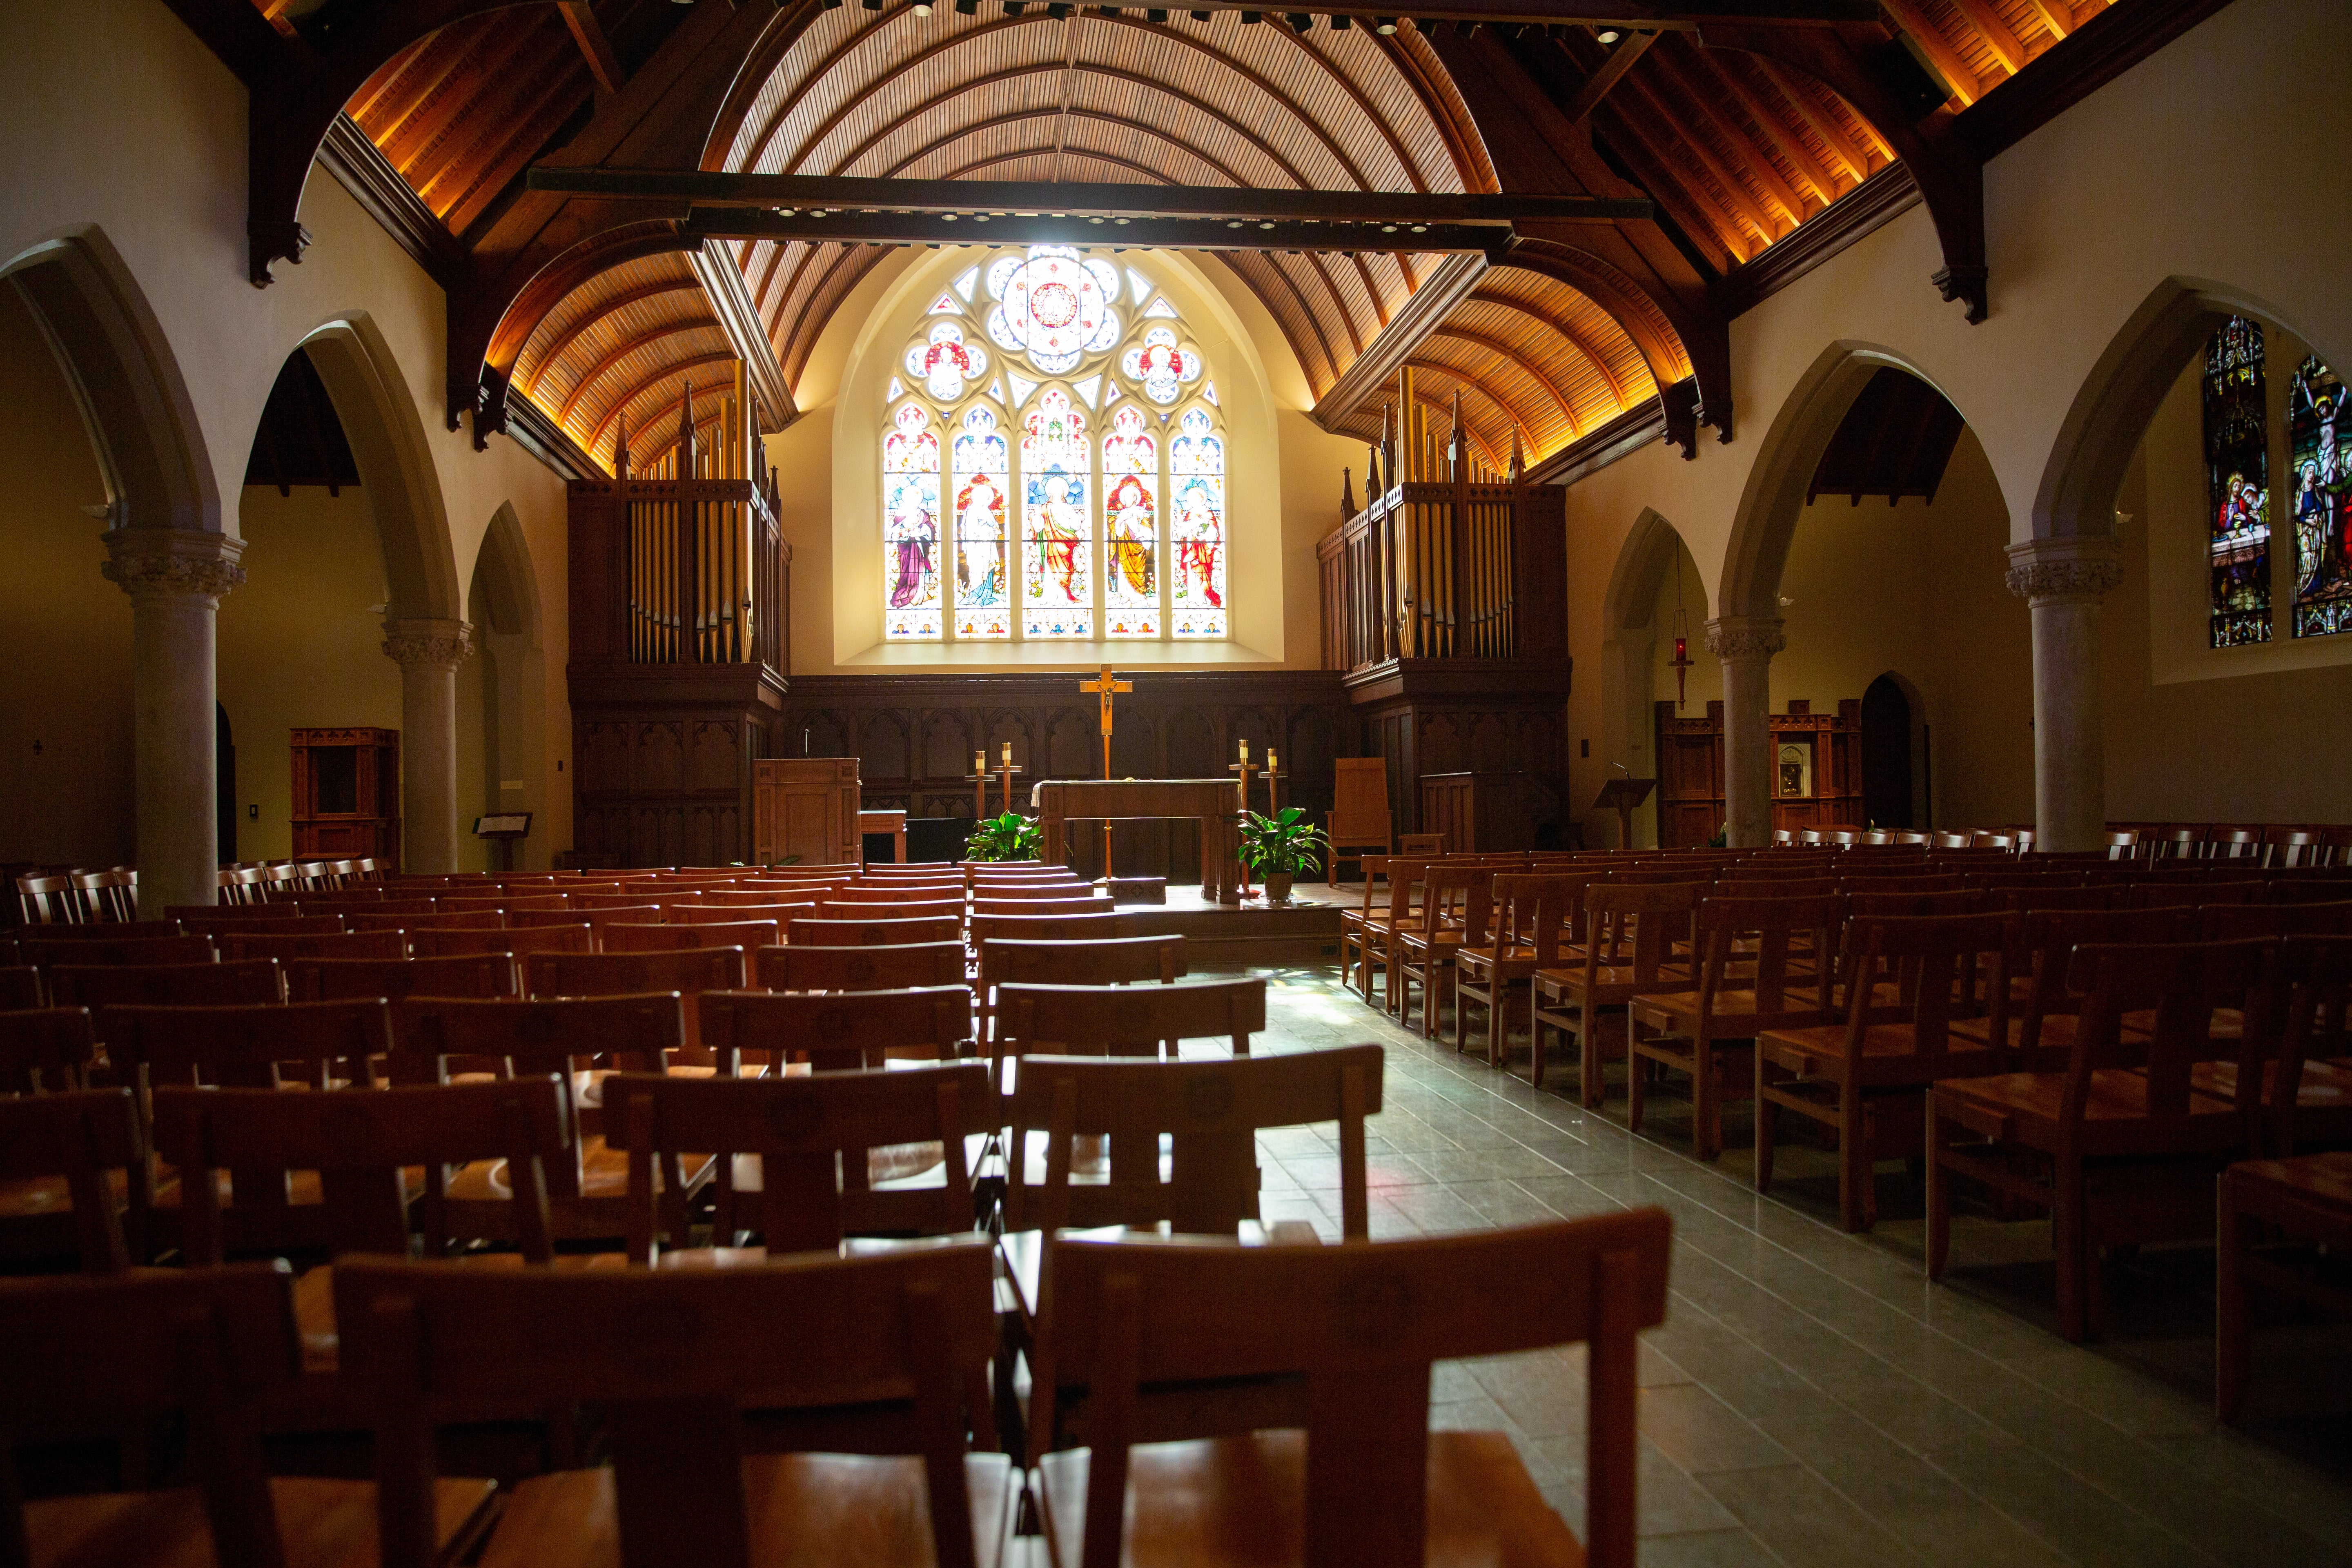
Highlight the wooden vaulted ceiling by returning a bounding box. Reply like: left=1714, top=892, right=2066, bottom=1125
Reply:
left=270, top=0, right=2128, bottom=477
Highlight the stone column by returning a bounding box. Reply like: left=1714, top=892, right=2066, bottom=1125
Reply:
left=2005, top=536, right=2124, bottom=853
left=102, top=529, right=247, bottom=914
left=382, top=618, right=473, bottom=873
left=1706, top=615, right=1785, bottom=848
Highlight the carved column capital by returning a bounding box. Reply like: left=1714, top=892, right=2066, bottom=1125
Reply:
left=381, top=617, right=474, bottom=670
left=1704, top=615, right=1786, bottom=662
left=100, top=528, right=247, bottom=603
left=2005, top=536, right=2124, bottom=606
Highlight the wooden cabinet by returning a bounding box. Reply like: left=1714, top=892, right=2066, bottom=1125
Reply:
left=752, top=757, right=862, bottom=867
left=291, top=728, right=400, bottom=863
left=1652, top=699, right=1864, bottom=848
left=1419, top=771, right=1539, bottom=852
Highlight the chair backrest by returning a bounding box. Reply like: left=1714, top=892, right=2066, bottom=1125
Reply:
left=1838, top=873, right=1967, bottom=893
left=669, top=902, right=816, bottom=929
left=439, top=895, right=568, bottom=914
left=101, top=999, right=396, bottom=1089
left=0, top=1265, right=302, bottom=1561
left=1042, top=1214, right=1673, bottom=1568
left=19, top=934, right=216, bottom=969
left=1845, top=889, right=1986, bottom=918
left=154, top=1077, right=570, bottom=1264
left=522, top=948, right=746, bottom=1060
left=1712, top=877, right=1838, bottom=899
left=1005, top=1045, right=1383, bottom=1239
left=0, top=969, right=39, bottom=1011
left=980, top=935, right=1186, bottom=994
left=1477, top=875, right=1579, bottom=970
left=701, top=984, right=971, bottom=1072
left=1830, top=913, right=2015, bottom=1067
left=514, top=903, right=664, bottom=931
left=2005, top=907, right=2186, bottom=1064
left=817, top=900, right=966, bottom=927
left=2207, top=829, right=2262, bottom=859
left=215, top=928, right=410, bottom=962
left=1397, top=831, right=1445, bottom=856
left=1691, top=895, right=1843, bottom=1016
left=20, top=918, right=181, bottom=942
left=16, top=873, right=86, bottom=925
left=2272, top=830, right=2324, bottom=868
left=47, top=958, right=285, bottom=1011
left=0, top=1089, right=145, bottom=1272
left=601, top=920, right=782, bottom=955
left=2198, top=900, right=2352, bottom=940
left=962, top=912, right=1124, bottom=948
left=181, top=911, right=347, bottom=934
left=825, top=884, right=964, bottom=904
left=1992, top=884, right=2119, bottom=912
left=284, top=953, right=521, bottom=1003
left=2131, top=880, right=2266, bottom=909
left=2264, top=935, right=2352, bottom=1155
left=997, top=977, right=1265, bottom=1059
left=970, top=896, right=1108, bottom=918
left=410, top=923, right=593, bottom=958
left=1583, top=881, right=1704, bottom=986
left=2269, top=874, right=2352, bottom=905
left=758, top=941, right=967, bottom=993
left=2062, top=939, right=2268, bottom=1131
left=354, top=910, right=504, bottom=932
left=0, top=1006, right=100, bottom=1092
left=1414, top=865, right=1493, bottom=947
left=604, top=1062, right=993, bottom=1261
left=788, top=915, right=965, bottom=947
left=336, top=1241, right=999, bottom=1568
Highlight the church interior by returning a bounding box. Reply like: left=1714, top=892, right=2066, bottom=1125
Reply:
left=0, top=0, right=2348, bottom=1563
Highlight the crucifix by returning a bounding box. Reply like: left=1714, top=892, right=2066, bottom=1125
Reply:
left=1228, top=737, right=1257, bottom=897
left=1079, top=666, right=1131, bottom=875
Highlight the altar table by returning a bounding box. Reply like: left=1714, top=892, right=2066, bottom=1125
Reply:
left=1032, top=778, right=1243, bottom=904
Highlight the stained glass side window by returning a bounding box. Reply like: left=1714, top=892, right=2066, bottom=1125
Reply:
left=2203, top=317, right=2271, bottom=647
left=1020, top=387, right=1093, bottom=639
left=1168, top=404, right=1227, bottom=639
left=2289, top=354, right=2352, bottom=638
left=882, top=403, right=941, bottom=640
left=951, top=407, right=1011, bottom=640
left=1102, top=404, right=1159, bottom=639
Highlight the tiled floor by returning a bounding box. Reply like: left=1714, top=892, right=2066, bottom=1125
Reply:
left=1226, top=964, right=2352, bottom=1568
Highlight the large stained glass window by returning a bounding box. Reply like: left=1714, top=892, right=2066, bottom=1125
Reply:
left=2289, top=354, right=2352, bottom=638
left=880, top=247, right=1227, bottom=644
left=2203, top=317, right=2270, bottom=647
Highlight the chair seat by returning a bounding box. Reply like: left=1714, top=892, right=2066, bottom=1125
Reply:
left=1034, top=1428, right=1581, bottom=1568
left=27, top=1474, right=498, bottom=1568
left=1455, top=947, right=1542, bottom=986
left=291, top=1253, right=627, bottom=1376
left=1535, top=964, right=1690, bottom=1007
left=1629, top=987, right=1827, bottom=1038
left=2228, top=1150, right=2352, bottom=1207
left=1935, top=1070, right=2241, bottom=1142
left=479, top=1451, right=1014, bottom=1568
left=2193, top=1056, right=2352, bottom=1109
left=1757, top=1025, right=1994, bottom=1085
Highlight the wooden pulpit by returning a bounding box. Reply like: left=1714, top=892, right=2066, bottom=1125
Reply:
left=1592, top=777, right=1657, bottom=852
left=1326, top=756, right=1393, bottom=885
left=753, top=757, right=861, bottom=868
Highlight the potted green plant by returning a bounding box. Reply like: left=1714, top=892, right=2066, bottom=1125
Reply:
left=1235, top=806, right=1329, bottom=904
left=964, top=810, right=1042, bottom=862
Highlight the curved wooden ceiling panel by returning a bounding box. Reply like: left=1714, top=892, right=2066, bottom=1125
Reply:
left=512, top=250, right=726, bottom=474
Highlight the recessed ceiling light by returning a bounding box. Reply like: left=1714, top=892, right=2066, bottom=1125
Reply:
left=1596, top=26, right=1620, bottom=42
left=1260, top=220, right=1276, bottom=229
left=912, top=2, right=932, bottom=14
left=1374, top=15, right=1396, bottom=31
left=1381, top=223, right=1398, bottom=232
left=1409, top=223, right=1426, bottom=232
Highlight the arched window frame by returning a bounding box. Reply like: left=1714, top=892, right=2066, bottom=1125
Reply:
left=880, top=249, right=1228, bottom=645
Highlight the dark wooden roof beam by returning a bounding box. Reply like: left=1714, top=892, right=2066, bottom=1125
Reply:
left=559, top=1, right=628, bottom=98
left=687, top=209, right=1512, bottom=254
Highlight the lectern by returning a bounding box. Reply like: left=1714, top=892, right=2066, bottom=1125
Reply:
left=1591, top=777, right=1657, bottom=852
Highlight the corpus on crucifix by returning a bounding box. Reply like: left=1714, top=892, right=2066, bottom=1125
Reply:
left=1079, top=666, right=1131, bottom=873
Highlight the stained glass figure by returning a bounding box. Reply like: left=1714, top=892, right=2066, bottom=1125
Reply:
left=986, top=248, right=1122, bottom=374
left=1102, top=404, right=1159, bottom=638
left=1169, top=405, right=1226, bottom=638
left=1021, top=388, right=1093, bottom=639
left=1121, top=326, right=1201, bottom=405
left=2203, top=317, right=2271, bottom=647
left=882, top=403, right=941, bottom=640
left=951, top=407, right=1011, bottom=639
left=2289, top=354, right=2352, bottom=638
left=907, top=321, right=987, bottom=402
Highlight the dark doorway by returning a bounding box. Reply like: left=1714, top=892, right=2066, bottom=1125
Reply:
left=216, top=703, right=236, bottom=865
left=1860, top=675, right=1913, bottom=830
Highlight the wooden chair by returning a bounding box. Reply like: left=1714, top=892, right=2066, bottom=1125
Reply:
left=1397, top=831, right=1445, bottom=857
left=2209, top=829, right=2264, bottom=861
left=1926, top=939, right=2266, bottom=1339
left=969, top=896, right=1105, bottom=918
left=336, top=1240, right=1010, bottom=1568
left=354, top=910, right=504, bottom=933
left=514, top=903, right=664, bottom=932
left=1032, top=1213, right=1671, bottom=1568
left=1453, top=874, right=1575, bottom=1069
left=218, top=928, right=411, bottom=962
left=0, top=967, right=41, bottom=1010
left=285, top=953, right=521, bottom=1003
left=790, top=915, right=966, bottom=948
left=760, top=941, right=969, bottom=993
left=2241, top=935, right=2352, bottom=1158
left=1345, top=857, right=1429, bottom=1011
left=218, top=864, right=268, bottom=904
left=19, top=933, right=216, bottom=969
left=389, top=994, right=710, bottom=1244
left=1947, top=907, right=2181, bottom=1067
left=411, top=923, right=593, bottom=959
left=820, top=900, right=967, bottom=927
left=977, top=935, right=1185, bottom=1044
left=965, top=912, right=1123, bottom=948
left=603, top=1061, right=993, bottom=1263
left=2218, top=1150, right=2352, bottom=1421
left=671, top=902, right=816, bottom=929
left=16, top=873, right=86, bottom=925
left=183, top=911, right=347, bottom=935
left=1000, top=1047, right=1384, bottom=1462
left=2272, top=829, right=2328, bottom=869
left=155, top=1078, right=570, bottom=1391
left=19, top=918, right=183, bottom=943
left=70, top=869, right=140, bottom=924
left=1628, top=894, right=1841, bottom=1161
left=828, top=884, right=967, bottom=904
left=0, top=1265, right=500, bottom=1568
left=1532, top=881, right=1702, bottom=1102
left=1325, top=755, right=1394, bottom=886
left=522, top=946, right=748, bottom=1062
left=47, top=957, right=286, bottom=1011
left=703, top=984, right=971, bottom=1074
left=996, top=978, right=1265, bottom=1061
left=0, top=1088, right=147, bottom=1273
left=1755, top=912, right=2014, bottom=1232
left=1393, top=865, right=1493, bottom=1040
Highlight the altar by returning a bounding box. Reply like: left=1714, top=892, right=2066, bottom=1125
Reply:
left=1032, top=778, right=1244, bottom=904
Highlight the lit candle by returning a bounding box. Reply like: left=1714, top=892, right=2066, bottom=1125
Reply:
left=1268, top=749, right=1278, bottom=772
left=1238, top=738, right=1249, bottom=763
left=1002, top=741, right=1012, bottom=765
left=974, top=750, right=985, bottom=775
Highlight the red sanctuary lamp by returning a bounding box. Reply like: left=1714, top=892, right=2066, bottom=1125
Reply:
left=1669, top=630, right=1694, bottom=711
